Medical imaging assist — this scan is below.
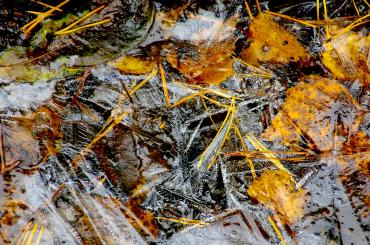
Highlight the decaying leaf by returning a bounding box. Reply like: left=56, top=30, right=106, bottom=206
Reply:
left=241, top=13, right=308, bottom=66
left=247, top=169, right=306, bottom=225
left=0, top=200, right=28, bottom=226
left=263, top=76, right=364, bottom=152
left=123, top=179, right=158, bottom=239
left=322, top=31, right=369, bottom=86
left=109, top=55, right=157, bottom=75
left=167, top=16, right=237, bottom=84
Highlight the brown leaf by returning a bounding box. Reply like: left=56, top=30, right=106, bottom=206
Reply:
left=167, top=16, right=237, bottom=84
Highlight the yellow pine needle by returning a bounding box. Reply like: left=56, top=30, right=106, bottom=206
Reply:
left=244, top=0, right=254, bottom=19
left=88, top=112, right=128, bottom=149
left=129, top=68, right=158, bottom=95
left=232, top=55, right=272, bottom=77
left=16, top=221, right=33, bottom=245
left=331, top=15, right=370, bottom=38
left=156, top=217, right=207, bottom=226
left=268, top=216, right=286, bottom=245
left=265, top=10, right=318, bottom=28
left=159, top=63, right=171, bottom=108
left=227, top=150, right=308, bottom=155
left=25, top=223, right=38, bottom=245
left=31, top=0, right=63, bottom=11
left=171, top=91, right=205, bottom=108
left=255, top=0, right=262, bottom=13
left=183, top=83, right=235, bottom=99
left=364, top=0, right=370, bottom=8
left=95, top=177, right=106, bottom=188
left=234, top=124, right=256, bottom=178
left=197, top=98, right=236, bottom=170
left=55, top=5, right=106, bottom=34
left=34, top=226, right=44, bottom=245
left=159, top=121, right=166, bottom=129
left=245, top=133, right=293, bottom=176
left=239, top=73, right=273, bottom=78
left=21, top=0, right=69, bottom=34
left=199, top=94, right=230, bottom=108
left=26, top=11, right=49, bottom=15
left=316, top=0, right=320, bottom=20
left=322, top=0, right=330, bottom=38
left=55, top=18, right=111, bottom=35
left=72, top=111, right=128, bottom=167
left=200, top=97, right=219, bottom=131
left=351, top=0, right=360, bottom=16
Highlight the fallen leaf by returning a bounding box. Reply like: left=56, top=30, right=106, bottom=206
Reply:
left=123, top=179, right=158, bottom=239
left=322, top=31, right=369, bottom=86
left=167, top=16, right=237, bottom=84
left=247, top=169, right=306, bottom=225
left=109, top=55, right=157, bottom=75
left=241, top=13, right=308, bottom=66
left=263, top=76, right=363, bottom=152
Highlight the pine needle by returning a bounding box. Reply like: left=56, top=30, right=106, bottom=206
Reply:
left=268, top=216, right=286, bottom=245
left=156, top=217, right=207, bottom=226
left=129, top=68, right=158, bottom=96
left=25, top=223, right=38, bottom=245
left=245, top=133, right=293, bottom=176
left=55, top=19, right=111, bottom=35
left=316, top=0, right=320, bottom=20
left=197, top=97, right=236, bottom=170
left=351, top=0, right=360, bottom=16
left=171, top=91, right=205, bottom=108
left=21, top=0, right=69, bottom=34
left=55, top=5, right=106, bottom=34
left=31, top=0, right=63, bottom=11
left=159, top=63, right=171, bottom=108
left=265, top=10, right=318, bottom=28
left=199, top=94, right=230, bottom=108
left=233, top=124, right=256, bottom=178
left=34, top=226, right=44, bottom=245
left=16, top=221, right=33, bottom=245
left=255, top=0, right=262, bottom=13
left=244, top=0, right=254, bottom=19
left=233, top=55, right=273, bottom=77
left=331, top=15, right=370, bottom=38
left=200, top=97, right=219, bottom=130
left=322, top=0, right=330, bottom=38
left=364, top=0, right=370, bottom=8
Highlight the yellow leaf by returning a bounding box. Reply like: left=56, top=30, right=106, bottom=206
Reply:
left=109, top=55, right=156, bottom=75
left=241, top=13, right=308, bottom=66
left=322, top=32, right=369, bottom=86
left=263, top=76, right=363, bottom=152
left=247, top=170, right=306, bottom=225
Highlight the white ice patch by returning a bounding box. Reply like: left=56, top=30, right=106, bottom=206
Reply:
left=0, top=80, right=56, bottom=112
